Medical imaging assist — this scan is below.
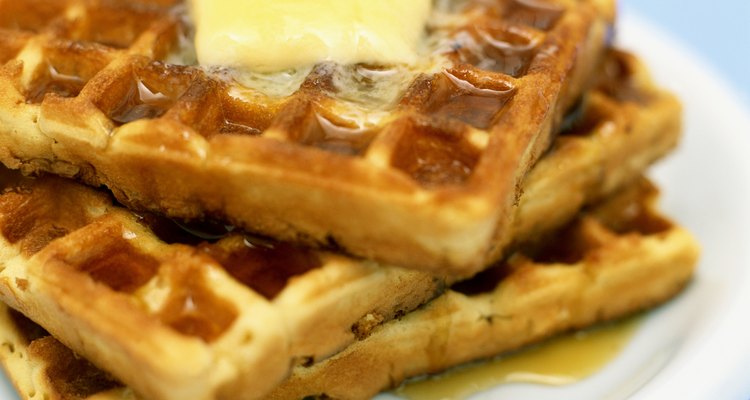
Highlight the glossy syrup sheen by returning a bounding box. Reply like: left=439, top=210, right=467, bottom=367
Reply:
left=135, top=214, right=322, bottom=301
left=425, top=70, right=516, bottom=129
left=109, top=78, right=176, bottom=124
left=201, top=236, right=322, bottom=300
left=27, top=63, right=86, bottom=104
left=396, top=317, right=641, bottom=400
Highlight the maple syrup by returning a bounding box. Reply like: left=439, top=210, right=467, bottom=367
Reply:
left=110, top=78, right=176, bottom=124
left=26, top=64, right=86, bottom=104
left=158, top=270, right=238, bottom=343
left=449, top=25, right=540, bottom=77
left=200, top=235, right=322, bottom=300
left=391, top=120, right=479, bottom=187
left=76, top=236, right=160, bottom=294
left=307, top=113, right=377, bottom=156
left=425, top=70, right=515, bottom=129
left=396, top=317, right=641, bottom=400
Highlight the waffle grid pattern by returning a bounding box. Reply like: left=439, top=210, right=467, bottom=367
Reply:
left=0, top=0, right=615, bottom=274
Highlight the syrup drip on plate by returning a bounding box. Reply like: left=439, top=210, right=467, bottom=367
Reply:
left=396, top=317, right=641, bottom=400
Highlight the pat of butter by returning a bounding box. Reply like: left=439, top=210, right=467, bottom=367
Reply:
left=191, top=0, right=432, bottom=72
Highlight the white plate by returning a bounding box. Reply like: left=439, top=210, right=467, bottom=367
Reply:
left=2, top=11, right=750, bottom=400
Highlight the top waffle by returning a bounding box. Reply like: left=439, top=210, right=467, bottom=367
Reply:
left=0, top=0, right=615, bottom=275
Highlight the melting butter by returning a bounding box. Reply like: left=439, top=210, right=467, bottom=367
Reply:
left=191, top=0, right=432, bottom=72
left=228, top=67, right=314, bottom=99
left=396, top=317, right=642, bottom=400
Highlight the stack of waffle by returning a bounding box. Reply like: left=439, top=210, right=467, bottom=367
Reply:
left=0, top=1, right=699, bottom=399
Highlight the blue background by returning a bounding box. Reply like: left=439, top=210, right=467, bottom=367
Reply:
left=624, top=0, right=750, bottom=106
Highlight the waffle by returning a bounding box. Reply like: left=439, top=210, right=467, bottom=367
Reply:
left=269, top=178, right=700, bottom=399
left=0, top=48, right=681, bottom=400
left=0, top=0, right=616, bottom=275
left=0, top=178, right=699, bottom=400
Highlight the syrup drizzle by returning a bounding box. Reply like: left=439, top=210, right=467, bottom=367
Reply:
left=134, top=212, right=322, bottom=301
left=309, top=113, right=377, bottom=156
left=110, top=78, right=175, bottom=124
left=396, top=317, right=642, bottom=400
left=472, top=26, right=540, bottom=76
left=426, top=70, right=515, bottom=129
left=26, top=64, right=85, bottom=104
left=157, top=271, right=238, bottom=343
left=391, top=120, right=480, bottom=187
left=201, top=236, right=322, bottom=300
left=75, top=237, right=160, bottom=294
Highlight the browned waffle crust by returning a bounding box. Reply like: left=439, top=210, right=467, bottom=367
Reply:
left=0, top=48, right=681, bottom=400
left=0, top=179, right=699, bottom=400
left=0, top=0, right=616, bottom=275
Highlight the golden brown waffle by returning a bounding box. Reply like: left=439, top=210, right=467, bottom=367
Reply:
left=0, top=48, right=680, bottom=400
left=0, top=0, right=615, bottom=275
left=268, top=178, right=700, bottom=399
left=0, top=179, right=699, bottom=400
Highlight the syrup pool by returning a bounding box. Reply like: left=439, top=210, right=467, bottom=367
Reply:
left=396, top=317, right=641, bottom=400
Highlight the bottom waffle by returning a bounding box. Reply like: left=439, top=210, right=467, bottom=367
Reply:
left=0, top=178, right=699, bottom=400
left=269, top=178, right=699, bottom=399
